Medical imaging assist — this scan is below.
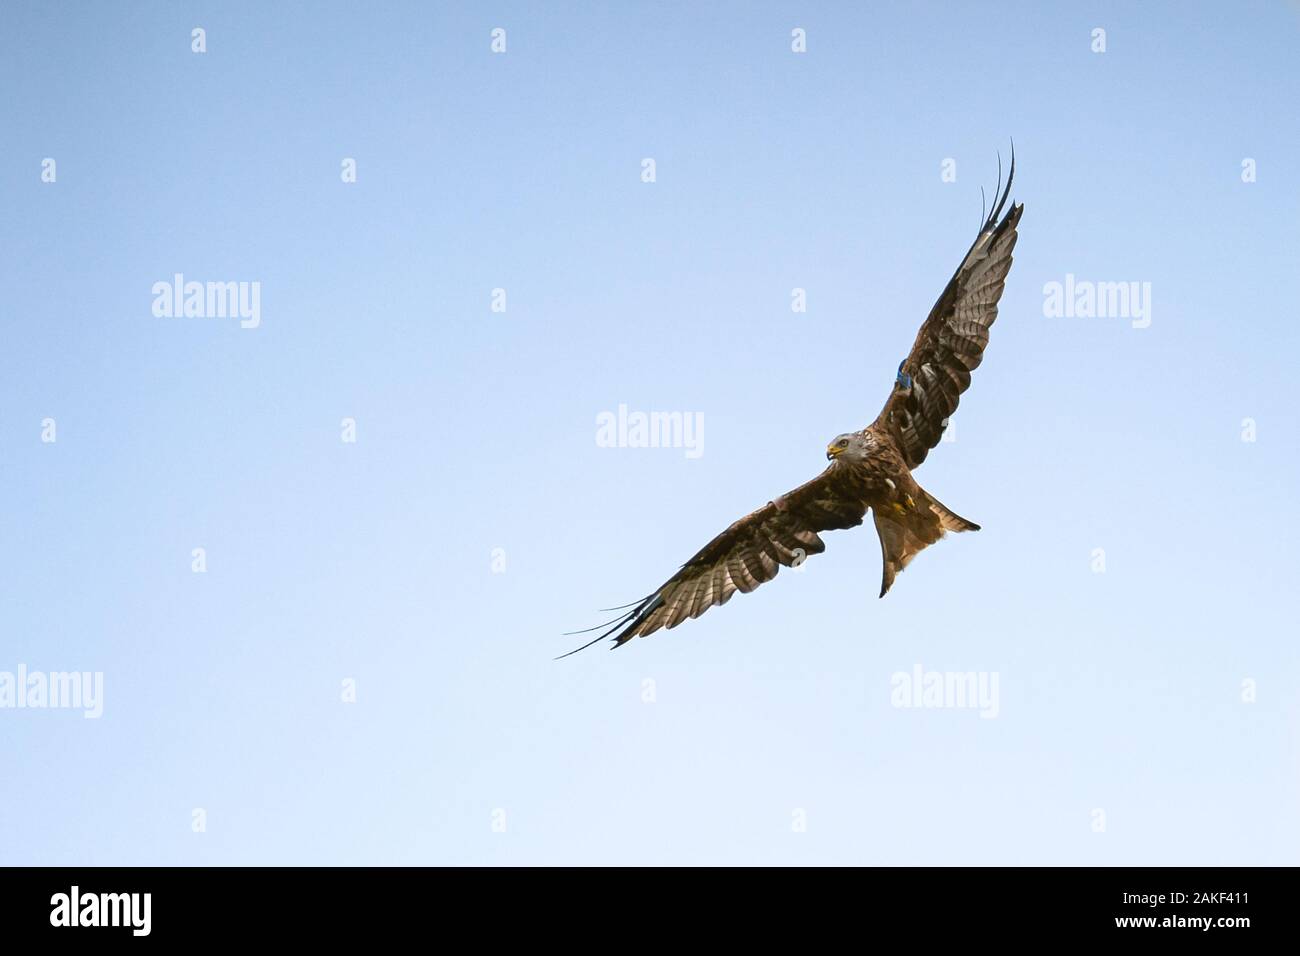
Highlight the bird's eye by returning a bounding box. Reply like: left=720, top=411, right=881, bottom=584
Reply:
left=838, top=439, right=849, bottom=447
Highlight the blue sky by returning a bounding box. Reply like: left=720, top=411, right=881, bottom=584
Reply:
left=1, top=1, right=1297, bottom=865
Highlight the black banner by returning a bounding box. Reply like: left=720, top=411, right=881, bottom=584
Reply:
left=0, top=866, right=1282, bottom=942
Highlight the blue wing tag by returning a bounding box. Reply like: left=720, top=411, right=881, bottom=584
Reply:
left=895, top=361, right=912, bottom=389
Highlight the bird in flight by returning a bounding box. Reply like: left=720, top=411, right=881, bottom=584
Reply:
left=564, top=155, right=1023, bottom=656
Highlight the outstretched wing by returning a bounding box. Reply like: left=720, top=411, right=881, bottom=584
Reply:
left=873, top=158, right=1023, bottom=469
left=562, top=467, right=868, bottom=656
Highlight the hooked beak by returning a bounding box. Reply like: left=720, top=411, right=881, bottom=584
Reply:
left=826, top=444, right=842, bottom=460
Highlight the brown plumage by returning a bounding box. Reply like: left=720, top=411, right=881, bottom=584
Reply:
left=564, top=155, right=1023, bottom=656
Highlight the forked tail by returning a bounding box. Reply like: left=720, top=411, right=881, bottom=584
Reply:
left=874, top=488, right=979, bottom=597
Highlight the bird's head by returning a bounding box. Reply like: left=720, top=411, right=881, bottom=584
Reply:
left=826, top=432, right=871, bottom=462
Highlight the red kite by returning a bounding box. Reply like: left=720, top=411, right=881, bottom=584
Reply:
left=566, top=157, right=1023, bottom=655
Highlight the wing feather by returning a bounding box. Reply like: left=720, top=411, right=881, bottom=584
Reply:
left=873, top=156, right=1023, bottom=469
left=562, top=467, right=867, bottom=655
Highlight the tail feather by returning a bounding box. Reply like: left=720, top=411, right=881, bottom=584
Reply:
left=925, top=492, right=980, bottom=533
left=874, top=486, right=979, bottom=597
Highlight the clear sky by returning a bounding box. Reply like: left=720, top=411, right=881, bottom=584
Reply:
left=2, top=1, right=1297, bottom=865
